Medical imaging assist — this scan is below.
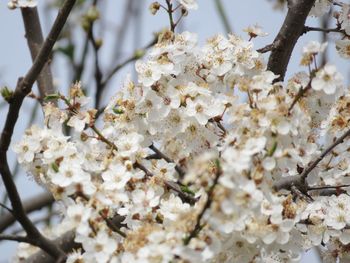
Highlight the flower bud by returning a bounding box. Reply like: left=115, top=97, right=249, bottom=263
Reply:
left=149, top=2, right=161, bottom=15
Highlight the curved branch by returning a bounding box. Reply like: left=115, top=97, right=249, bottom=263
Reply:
left=267, top=0, right=316, bottom=82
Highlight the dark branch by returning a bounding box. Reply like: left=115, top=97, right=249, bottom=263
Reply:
left=21, top=7, right=55, bottom=99
left=257, top=43, right=273, bottom=53
left=0, top=234, right=31, bottom=244
left=288, top=79, right=312, bottom=113
left=267, top=0, right=316, bottom=82
left=24, top=231, right=80, bottom=263
left=86, top=4, right=104, bottom=109
left=303, top=26, right=344, bottom=35
left=0, top=0, right=76, bottom=260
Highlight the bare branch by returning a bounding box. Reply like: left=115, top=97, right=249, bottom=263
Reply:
left=257, top=43, right=273, bottom=53
left=0, top=234, right=31, bottom=244
left=288, top=79, right=312, bottom=113
left=0, top=0, right=76, bottom=260
left=21, top=7, right=55, bottom=99
left=303, top=25, right=345, bottom=35
left=267, top=0, right=316, bottom=82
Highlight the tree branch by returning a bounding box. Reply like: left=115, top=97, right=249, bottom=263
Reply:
left=21, top=7, right=55, bottom=99
left=24, top=230, right=80, bottom=263
left=0, top=192, right=54, bottom=233
left=0, top=234, right=31, bottom=244
left=267, top=0, right=316, bottom=82
left=274, top=127, right=350, bottom=191
left=303, top=25, right=344, bottom=35
left=0, top=0, right=76, bottom=260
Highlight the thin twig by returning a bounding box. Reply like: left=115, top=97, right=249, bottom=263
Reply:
left=90, top=125, right=118, bottom=151
left=164, top=181, right=198, bottom=205
left=257, top=43, right=273, bottom=53
left=214, top=0, right=232, bottom=33
left=149, top=144, right=186, bottom=178
left=308, top=184, right=350, bottom=191
left=184, top=160, right=222, bottom=245
left=303, top=26, right=344, bottom=35
left=110, top=0, right=134, bottom=63
left=0, top=234, right=31, bottom=244
left=133, top=161, right=198, bottom=205
left=86, top=3, right=104, bottom=109
left=165, top=0, right=176, bottom=32
left=274, top=127, right=350, bottom=191
left=73, top=33, right=89, bottom=82
left=288, top=80, right=311, bottom=112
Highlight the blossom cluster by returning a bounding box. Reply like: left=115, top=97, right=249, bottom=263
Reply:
left=11, top=0, right=350, bottom=262
left=7, top=0, right=37, bottom=9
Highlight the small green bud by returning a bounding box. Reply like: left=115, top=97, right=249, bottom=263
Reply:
left=134, top=49, right=145, bottom=59
left=95, top=38, right=103, bottom=49
left=1, top=86, right=13, bottom=103
left=86, top=6, right=100, bottom=22
left=81, top=18, right=90, bottom=32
